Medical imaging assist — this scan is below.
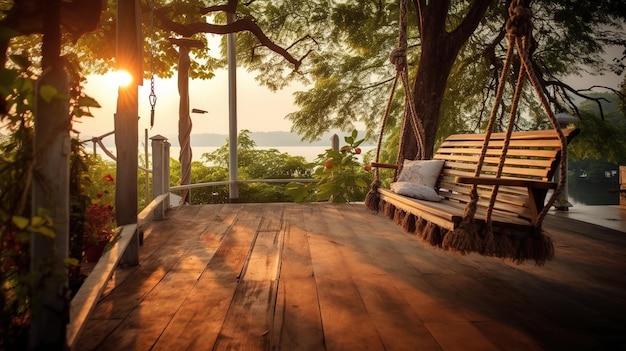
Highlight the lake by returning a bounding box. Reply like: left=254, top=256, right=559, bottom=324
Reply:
left=94, top=145, right=377, bottom=163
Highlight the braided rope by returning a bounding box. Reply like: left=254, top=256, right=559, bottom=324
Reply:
left=461, top=33, right=515, bottom=221
left=374, top=0, right=426, bottom=181
left=484, top=53, right=527, bottom=225
left=373, top=73, right=399, bottom=181
left=463, top=0, right=566, bottom=233
left=395, top=0, right=425, bottom=164
left=515, top=34, right=568, bottom=229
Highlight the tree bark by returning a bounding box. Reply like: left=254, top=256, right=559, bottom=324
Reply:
left=404, top=0, right=494, bottom=159
left=29, top=1, right=70, bottom=349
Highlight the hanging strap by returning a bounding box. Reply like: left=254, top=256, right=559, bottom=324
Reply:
left=460, top=0, right=567, bottom=232
left=460, top=23, right=516, bottom=223
left=148, top=0, right=157, bottom=127
left=373, top=0, right=425, bottom=182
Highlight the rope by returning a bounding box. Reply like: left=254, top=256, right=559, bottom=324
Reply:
left=371, top=0, right=422, bottom=181
left=460, top=31, right=515, bottom=222
left=394, top=0, right=425, bottom=167
left=148, top=0, right=157, bottom=127
left=372, top=74, right=399, bottom=181
left=365, top=0, right=417, bottom=211
left=484, top=52, right=527, bottom=226
left=515, top=34, right=568, bottom=230
left=461, top=0, right=566, bottom=232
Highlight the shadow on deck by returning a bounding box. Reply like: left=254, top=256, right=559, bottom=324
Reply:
left=75, top=203, right=626, bottom=350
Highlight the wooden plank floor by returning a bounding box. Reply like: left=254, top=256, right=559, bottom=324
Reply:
left=75, top=203, right=626, bottom=351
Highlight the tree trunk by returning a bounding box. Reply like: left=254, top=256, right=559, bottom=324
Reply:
left=115, top=0, right=141, bottom=265
left=403, top=0, right=494, bottom=159
left=29, top=1, right=69, bottom=349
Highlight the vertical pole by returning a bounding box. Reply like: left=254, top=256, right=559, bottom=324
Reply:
left=227, top=12, right=239, bottom=202
left=554, top=114, right=578, bottom=211
left=164, top=140, right=171, bottom=209
left=331, top=134, right=339, bottom=151
left=619, top=166, right=626, bottom=208
left=177, top=45, right=192, bottom=204
left=30, top=0, right=69, bottom=349
left=150, top=135, right=166, bottom=219
left=169, top=38, right=204, bottom=205
left=144, top=128, right=150, bottom=207
left=116, top=0, right=142, bottom=265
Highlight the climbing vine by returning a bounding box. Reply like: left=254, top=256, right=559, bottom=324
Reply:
left=0, top=52, right=100, bottom=349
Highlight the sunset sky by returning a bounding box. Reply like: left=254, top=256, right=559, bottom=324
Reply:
left=78, top=68, right=305, bottom=140
left=75, top=46, right=624, bottom=143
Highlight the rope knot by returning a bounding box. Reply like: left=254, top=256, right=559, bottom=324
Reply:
left=389, top=45, right=407, bottom=72
left=505, top=2, right=532, bottom=37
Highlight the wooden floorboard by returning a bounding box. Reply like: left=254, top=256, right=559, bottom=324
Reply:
left=75, top=203, right=626, bottom=351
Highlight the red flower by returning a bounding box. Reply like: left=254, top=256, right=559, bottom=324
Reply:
left=103, top=174, right=114, bottom=183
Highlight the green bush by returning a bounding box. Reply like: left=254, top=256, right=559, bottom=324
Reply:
left=286, top=130, right=373, bottom=203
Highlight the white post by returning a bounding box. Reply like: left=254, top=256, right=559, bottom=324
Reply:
left=331, top=134, right=339, bottom=151
left=554, top=113, right=579, bottom=211
left=150, top=135, right=167, bottom=219
left=227, top=12, right=239, bottom=202
left=164, top=140, right=171, bottom=209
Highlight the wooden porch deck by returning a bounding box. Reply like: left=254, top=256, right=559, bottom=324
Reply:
left=76, top=203, right=626, bottom=351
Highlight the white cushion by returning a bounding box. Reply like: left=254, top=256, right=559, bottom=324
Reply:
left=396, top=159, right=445, bottom=189
left=390, top=182, right=442, bottom=202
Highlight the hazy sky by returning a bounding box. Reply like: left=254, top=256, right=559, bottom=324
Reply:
left=75, top=46, right=624, bottom=140
left=78, top=68, right=305, bottom=139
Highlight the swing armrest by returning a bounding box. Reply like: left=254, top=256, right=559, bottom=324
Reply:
left=455, top=176, right=557, bottom=190
left=370, top=162, right=398, bottom=170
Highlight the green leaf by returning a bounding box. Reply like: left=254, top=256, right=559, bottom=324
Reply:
left=39, top=85, right=58, bottom=103
left=12, top=216, right=29, bottom=229
left=356, top=179, right=369, bottom=188
left=8, top=54, right=31, bottom=70
left=78, top=95, right=101, bottom=108
left=32, top=226, right=55, bottom=238
left=64, top=257, right=80, bottom=267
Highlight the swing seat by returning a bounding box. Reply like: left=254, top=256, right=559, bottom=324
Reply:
left=374, top=128, right=579, bottom=235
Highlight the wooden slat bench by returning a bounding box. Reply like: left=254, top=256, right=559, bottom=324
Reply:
left=373, top=128, right=579, bottom=237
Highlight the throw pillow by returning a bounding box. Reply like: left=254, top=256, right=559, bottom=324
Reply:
left=396, top=159, right=445, bottom=188
left=390, top=182, right=442, bottom=202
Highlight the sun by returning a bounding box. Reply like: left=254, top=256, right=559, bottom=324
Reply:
left=114, top=69, right=133, bottom=87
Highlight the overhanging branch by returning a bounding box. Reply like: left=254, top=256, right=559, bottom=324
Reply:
left=156, top=5, right=304, bottom=70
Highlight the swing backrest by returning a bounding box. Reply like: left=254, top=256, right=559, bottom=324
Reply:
left=433, top=128, right=579, bottom=221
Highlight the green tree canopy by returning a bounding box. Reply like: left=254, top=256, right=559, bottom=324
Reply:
left=3, top=0, right=625, bottom=158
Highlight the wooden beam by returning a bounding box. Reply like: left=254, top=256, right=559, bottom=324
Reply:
left=66, top=224, right=138, bottom=349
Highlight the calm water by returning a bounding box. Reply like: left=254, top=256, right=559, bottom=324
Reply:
left=568, top=177, right=620, bottom=206
left=94, top=145, right=376, bottom=163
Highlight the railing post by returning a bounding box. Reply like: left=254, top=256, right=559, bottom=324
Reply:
left=150, top=135, right=167, bottom=219
left=164, top=140, right=171, bottom=209
left=331, top=134, right=339, bottom=151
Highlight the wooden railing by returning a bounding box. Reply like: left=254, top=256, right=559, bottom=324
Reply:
left=66, top=193, right=169, bottom=349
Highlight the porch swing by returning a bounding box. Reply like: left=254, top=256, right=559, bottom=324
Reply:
left=365, top=0, right=579, bottom=265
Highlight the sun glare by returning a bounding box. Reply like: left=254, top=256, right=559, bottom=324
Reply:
left=115, top=70, right=133, bottom=87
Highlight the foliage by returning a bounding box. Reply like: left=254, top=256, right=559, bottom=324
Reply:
left=0, top=34, right=102, bottom=350
left=0, top=51, right=37, bottom=348
left=69, top=138, right=90, bottom=289
left=83, top=174, right=116, bottom=248
left=285, top=130, right=372, bottom=203
left=165, top=129, right=313, bottom=204
left=568, top=93, right=626, bottom=182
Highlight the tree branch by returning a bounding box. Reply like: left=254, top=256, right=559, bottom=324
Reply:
left=155, top=7, right=303, bottom=70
